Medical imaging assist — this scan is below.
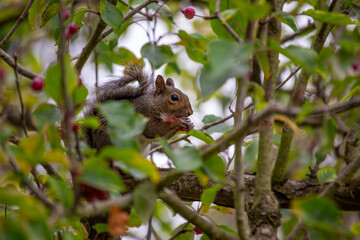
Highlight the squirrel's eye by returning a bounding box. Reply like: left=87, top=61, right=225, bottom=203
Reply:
left=171, top=94, right=179, bottom=101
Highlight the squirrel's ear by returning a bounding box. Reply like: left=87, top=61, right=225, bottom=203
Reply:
left=155, top=75, right=166, bottom=93
left=166, top=78, right=175, bottom=87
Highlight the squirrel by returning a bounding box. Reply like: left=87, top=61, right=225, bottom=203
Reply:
left=82, top=65, right=194, bottom=152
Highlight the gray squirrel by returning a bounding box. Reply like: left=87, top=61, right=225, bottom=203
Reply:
left=82, top=65, right=194, bottom=152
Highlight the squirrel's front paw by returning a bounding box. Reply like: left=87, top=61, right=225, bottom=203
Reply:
left=178, top=117, right=194, bottom=132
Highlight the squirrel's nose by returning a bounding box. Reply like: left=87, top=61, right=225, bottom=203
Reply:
left=187, top=108, right=193, bottom=116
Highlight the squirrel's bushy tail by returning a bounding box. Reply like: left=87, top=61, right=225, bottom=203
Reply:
left=97, top=64, right=153, bottom=102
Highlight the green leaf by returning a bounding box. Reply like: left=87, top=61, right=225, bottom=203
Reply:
left=202, top=114, right=232, bottom=134
left=41, top=2, right=59, bottom=27
left=161, top=140, right=202, bottom=172
left=98, top=101, right=147, bottom=149
left=201, top=184, right=223, bottom=204
left=199, top=40, right=252, bottom=97
left=273, top=12, right=298, bottom=32
left=317, top=167, right=337, bottom=185
left=16, top=134, right=45, bottom=165
left=101, top=0, right=123, bottom=31
left=270, top=41, right=327, bottom=78
left=128, top=209, right=142, bottom=227
left=93, top=223, right=109, bottom=233
left=100, top=147, right=160, bottom=183
left=29, top=0, right=47, bottom=30
left=315, top=147, right=328, bottom=164
left=33, top=103, right=61, bottom=130
left=46, top=125, right=64, bottom=150
left=44, top=56, right=78, bottom=106
left=141, top=43, right=174, bottom=69
left=172, top=146, right=203, bottom=172
left=293, top=197, right=340, bottom=224
left=178, top=30, right=209, bottom=64
left=79, top=116, right=100, bottom=129
left=302, top=9, right=355, bottom=25
left=109, top=47, right=139, bottom=66
left=73, top=8, right=90, bottom=27
left=134, top=182, right=157, bottom=223
left=209, top=0, right=246, bottom=39
left=72, top=84, right=88, bottom=106
left=77, top=167, right=124, bottom=192
left=351, top=222, right=360, bottom=236
left=203, top=154, right=226, bottom=181
left=234, top=2, right=271, bottom=20
left=187, top=130, right=214, bottom=144
left=165, top=62, right=181, bottom=75
left=48, top=177, right=74, bottom=208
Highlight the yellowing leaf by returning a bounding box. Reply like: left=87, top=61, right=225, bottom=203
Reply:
left=45, top=150, right=70, bottom=168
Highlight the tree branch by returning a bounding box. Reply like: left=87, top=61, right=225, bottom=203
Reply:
left=200, top=97, right=360, bottom=159
left=286, top=155, right=360, bottom=239
left=0, top=48, right=42, bottom=79
left=272, top=0, right=345, bottom=184
left=0, top=0, right=34, bottom=48
left=76, top=0, right=158, bottom=72
left=159, top=188, right=239, bottom=240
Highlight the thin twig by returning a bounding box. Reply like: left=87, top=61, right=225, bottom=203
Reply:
left=280, top=22, right=316, bottom=44
left=0, top=0, right=35, bottom=48
left=13, top=54, right=28, bottom=137
left=169, top=222, right=190, bottom=240
left=275, top=66, right=301, bottom=90
left=200, top=97, right=360, bottom=158
left=159, top=188, right=239, bottom=240
left=101, top=0, right=158, bottom=40
left=146, top=215, right=153, bottom=240
left=8, top=156, right=54, bottom=208
left=214, top=0, right=241, bottom=43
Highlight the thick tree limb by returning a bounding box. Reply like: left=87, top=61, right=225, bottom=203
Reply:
left=121, top=170, right=360, bottom=211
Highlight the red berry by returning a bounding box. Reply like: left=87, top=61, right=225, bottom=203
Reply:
left=194, top=227, right=202, bottom=235
left=181, top=7, right=195, bottom=19
left=62, top=9, right=70, bottom=20
left=31, top=77, right=44, bottom=91
left=68, top=23, right=79, bottom=34
left=352, top=60, right=360, bottom=71
left=66, top=23, right=79, bottom=39
left=72, top=123, right=80, bottom=132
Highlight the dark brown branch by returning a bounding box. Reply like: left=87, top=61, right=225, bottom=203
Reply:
left=0, top=48, right=42, bottom=79
left=13, top=54, right=27, bottom=136
left=0, top=0, right=34, bottom=48
left=120, top=170, right=360, bottom=211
